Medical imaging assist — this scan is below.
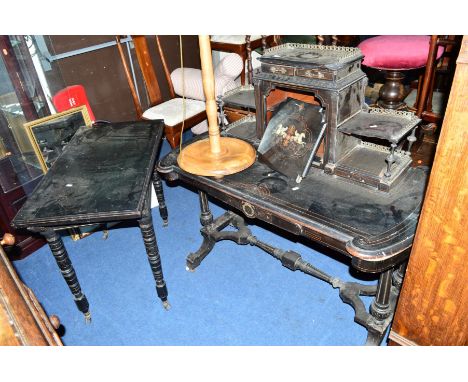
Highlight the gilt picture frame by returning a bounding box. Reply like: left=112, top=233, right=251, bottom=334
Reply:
left=24, top=106, right=91, bottom=173
left=24, top=106, right=92, bottom=240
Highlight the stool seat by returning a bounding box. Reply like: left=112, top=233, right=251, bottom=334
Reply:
left=358, top=36, right=445, bottom=110
left=359, top=35, right=444, bottom=70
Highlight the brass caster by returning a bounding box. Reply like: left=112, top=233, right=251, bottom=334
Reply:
left=162, top=300, right=171, bottom=311
left=84, top=312, right=92, bottom=324
left=185, top=265, right=195, bottom=273
left=162, top=219, right=169, bottom=227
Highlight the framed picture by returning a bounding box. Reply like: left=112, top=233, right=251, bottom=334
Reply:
left=24, top=106, right=92, bottom=240
left=24, top=106, right=92, bottom=173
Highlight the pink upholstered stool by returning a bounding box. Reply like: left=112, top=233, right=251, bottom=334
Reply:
left=359, top=36, right=444, bottom=109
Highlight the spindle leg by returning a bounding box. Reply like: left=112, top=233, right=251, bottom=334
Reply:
left=407, top=127, right=417, bottom=153
left=152, top=168, right=168, bottom=227
left=138, top=196, right=170, bottom=310
left=366, top=269, right=394, bottom=345
left=43, top=230, right=91, bottom=322
left=385, top=142, right=397, bottom=178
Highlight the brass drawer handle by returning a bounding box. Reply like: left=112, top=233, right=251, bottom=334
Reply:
left=241, top=202, right=256, bottom=218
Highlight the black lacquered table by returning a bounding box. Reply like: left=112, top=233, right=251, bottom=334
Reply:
left=158, top=133, right=429, bottom=345
left=12, top=120, right=170, bottom=321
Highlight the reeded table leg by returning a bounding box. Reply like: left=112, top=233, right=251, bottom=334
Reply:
left=366, top=268, right=397, bottom=345
left=43, top=230, right=91, bottom=322
left=138, top=208, right=170, bottom=310
left=152, top=168, right=168, bottom=227
left=392, top=261, right=407, bottom=290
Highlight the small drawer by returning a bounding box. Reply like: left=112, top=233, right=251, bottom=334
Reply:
left=261, top=64, right=295, bottom=76
left=296, top=68, right=333, bottom=81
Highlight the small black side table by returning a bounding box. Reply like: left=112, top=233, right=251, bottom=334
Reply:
left=12, top=120, right=170, bottom=322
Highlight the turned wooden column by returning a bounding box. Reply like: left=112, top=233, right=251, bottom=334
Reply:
left=388, top=36, right=468, bottom=346
left=378, top=71, right=407, bottom=110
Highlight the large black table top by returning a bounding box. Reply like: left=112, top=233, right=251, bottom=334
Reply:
left=158, top=134, right=428, bottom=272
left=13, top=120, right=164, bottom=228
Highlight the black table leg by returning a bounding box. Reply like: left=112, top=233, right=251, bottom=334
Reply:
left=365, top=268, right=397, bottom=345
left=138, top=207, right=170, bottom=310
left=152, top=168, right=168, bottom=227
left=198, top=191, right=213, bottom=226
left=392, top=261, right=407, bottom=290
left=43, top=230, right=91, bottom=322
left=186, top=191, right=216, bottom=271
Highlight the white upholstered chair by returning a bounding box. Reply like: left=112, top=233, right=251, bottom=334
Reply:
left=116, top=35, right=207, bottom=148
left=170, top=52, right=244, bottom=134
left=210, top=35, right=276, bottom=85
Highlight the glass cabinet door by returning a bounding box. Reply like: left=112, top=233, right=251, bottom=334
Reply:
left=0, top=35, right=49, bottom=193
left=0, top=35, right=49, bottom=258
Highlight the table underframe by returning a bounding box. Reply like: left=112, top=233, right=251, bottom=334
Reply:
left=29, top=170, right=170, bottom=322
left=187, top=190, right=407, bottom=346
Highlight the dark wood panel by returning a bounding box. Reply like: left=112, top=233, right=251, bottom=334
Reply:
left=390, top=36, right=468, bottom=346
left=0, top=244, right=62, bottom=345
left=46, top=35, right=115, bottom=55
left=45, top=35, right=201, bottom=123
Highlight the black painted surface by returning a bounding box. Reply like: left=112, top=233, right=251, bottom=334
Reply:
left=159, top=136, right=428, bottom=264
left=259, top=44, right=363, bottom=70
left=338, top=110, right=420, bottom=143
left=12, top=120, right=164, bottom=228
left=222, top=87, right=256, bottom=110
left=258, top=98, right=325, bottom=179
left=222, top=118, right=259, bottom=146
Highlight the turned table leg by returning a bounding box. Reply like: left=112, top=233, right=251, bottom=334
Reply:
left=186, top=191, right=216, bottom=271
left=43, top=230, right=91, bottom=322
left=366, top=268, right=395, bottom=345
left=370, top=269, right=393, bottom=320
left=152, top=168, right=168, bottom=227
left=138, top=197, right=170, bottom=310
left=198, top=191, right=213, bottom=226
left=392, top=261, right=407, bottom=290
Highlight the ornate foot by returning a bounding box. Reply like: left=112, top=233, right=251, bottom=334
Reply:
left=335, top=271, right=398, bottom=346
left=337, top=282, right=378, bottom=326
left=186, top=236, right=216, bottom=271
left=43, top=230, right=90, bottom=320
left=365, top=329, right=386, bottom=346
left=152, top=169, right=168, bottom=227
left=364, top=269, right=399, bottom=345
left=186, top=191, right=218, bottom=271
